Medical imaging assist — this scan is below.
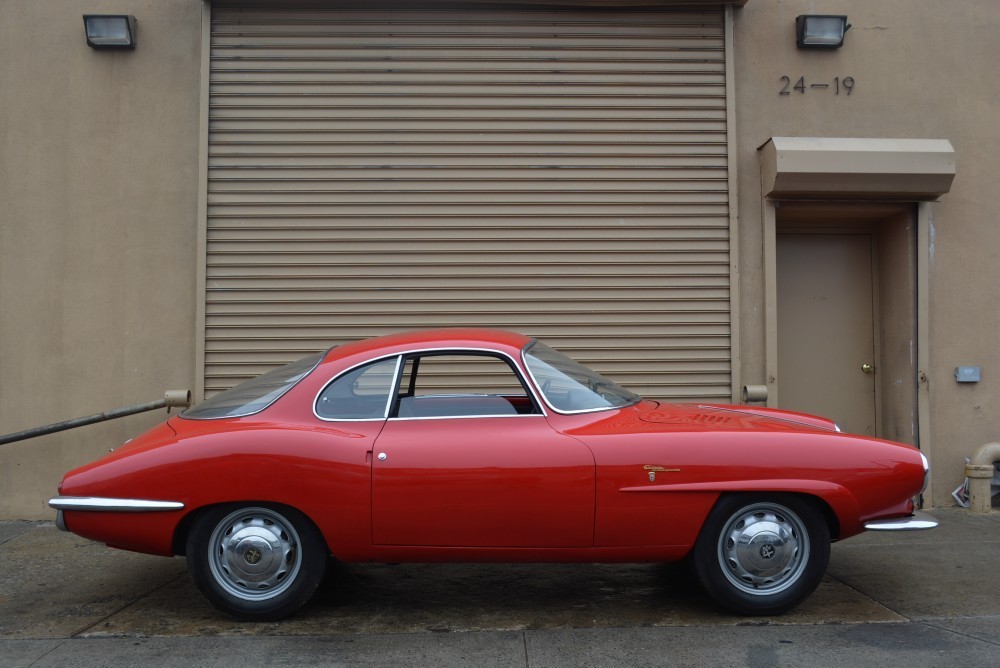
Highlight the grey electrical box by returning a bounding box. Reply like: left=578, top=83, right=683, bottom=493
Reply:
left=955, top=366, right=981, bottom=383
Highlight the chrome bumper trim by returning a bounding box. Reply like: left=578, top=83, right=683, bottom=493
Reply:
left=864, top=510, right=938, bottom=531
left=48, top=496, right=185, bottom=512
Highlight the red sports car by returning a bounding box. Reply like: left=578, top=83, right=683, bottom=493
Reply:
left=50, top=329, right=935, bottom=620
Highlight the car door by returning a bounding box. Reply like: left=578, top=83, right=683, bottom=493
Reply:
left=370, top=352, right=596, bottom=548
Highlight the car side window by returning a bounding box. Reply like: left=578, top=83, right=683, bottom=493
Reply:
left=315, top=356, right=400, bottom=420
left=394, top=353, right=540, bottom=418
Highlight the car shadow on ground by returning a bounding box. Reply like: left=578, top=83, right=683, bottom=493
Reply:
left=309, top=559, right=717, bottom=631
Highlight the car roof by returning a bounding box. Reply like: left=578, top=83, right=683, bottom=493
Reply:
left=324, top=328, right=535, bottom=363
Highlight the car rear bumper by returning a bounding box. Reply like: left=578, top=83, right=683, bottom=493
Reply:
left=864, top=510, right=938, bottom=531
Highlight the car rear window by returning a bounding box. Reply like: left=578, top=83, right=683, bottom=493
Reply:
left=183, top=352, right=324, bottom=420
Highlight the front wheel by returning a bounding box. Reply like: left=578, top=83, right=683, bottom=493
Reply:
left=186, top=504, right=327, bottom=621
left=692, top=495, right=830, bottom=615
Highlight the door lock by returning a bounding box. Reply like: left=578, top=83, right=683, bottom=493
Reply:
left=861, top=363, right=875, bottom=375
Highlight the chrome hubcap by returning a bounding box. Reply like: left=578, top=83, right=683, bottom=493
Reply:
left=208, top=508, right=302, bottom=601
left=718, top=502, right=809, bottom=596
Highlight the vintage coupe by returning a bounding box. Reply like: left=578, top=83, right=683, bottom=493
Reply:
left=50, top=329, right=935, bottom=620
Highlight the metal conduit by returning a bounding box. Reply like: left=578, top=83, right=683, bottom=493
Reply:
left=0, top=390, right=191, bottom=447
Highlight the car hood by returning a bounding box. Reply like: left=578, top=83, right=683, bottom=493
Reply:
left=635, top=401, right=839, bottom=433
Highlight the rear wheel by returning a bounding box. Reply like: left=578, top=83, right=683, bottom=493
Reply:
left=186, top=504, right=327, bottom=621
left=692, top=495, right=830, bottom=615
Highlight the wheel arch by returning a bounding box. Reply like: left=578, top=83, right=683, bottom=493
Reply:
left=171, top=500, right=332, bottom=557
left=697, top=490, right=842, bottom=543
left=663, top=477, right=857, bottom=541
left=803, top=492, right=842, bottom=540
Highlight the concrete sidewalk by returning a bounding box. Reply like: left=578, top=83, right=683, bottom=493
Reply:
left=1, top=507, right=998, bottom=666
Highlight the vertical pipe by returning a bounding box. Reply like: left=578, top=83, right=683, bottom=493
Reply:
left=193, top=0, right=212, bottom=405
left=724, top=5, right=742, bottom=404
left=916, top=202, right=933, bottom=506
left=762, top=199, right=779, bottom=408
left=966, top=442, right=1000, bottom=513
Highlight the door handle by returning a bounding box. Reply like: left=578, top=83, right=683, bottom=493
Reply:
left=861, top=363, right=875, bottom=375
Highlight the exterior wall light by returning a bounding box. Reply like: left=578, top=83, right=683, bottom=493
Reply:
left=83, top=15, right=137, bottom=49
left=795, top=15, right=850, bottom=49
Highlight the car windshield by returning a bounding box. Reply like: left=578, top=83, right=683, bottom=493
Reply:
left=183, top=352, right=324, bottom=420
left=523, top=341, right=640, bottom=413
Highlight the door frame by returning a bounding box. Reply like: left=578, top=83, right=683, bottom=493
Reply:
left=762, top=199, right=933, bottom=502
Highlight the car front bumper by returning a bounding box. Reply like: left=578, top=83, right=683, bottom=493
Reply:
left=864, top=510, right=938, bottom=531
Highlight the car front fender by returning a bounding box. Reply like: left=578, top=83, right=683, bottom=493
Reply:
left=618, top=478, right=862, bottom=539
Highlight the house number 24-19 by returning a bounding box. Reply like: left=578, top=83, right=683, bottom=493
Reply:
left=779, top=76, right=855, bottom=95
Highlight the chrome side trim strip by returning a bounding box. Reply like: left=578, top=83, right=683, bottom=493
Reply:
left=864, top=510, right=938, bottom=531
left=48, top=496, right=185, bottom=512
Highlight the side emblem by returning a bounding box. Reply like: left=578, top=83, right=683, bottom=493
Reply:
left=643, top=465, right=680, bottom=482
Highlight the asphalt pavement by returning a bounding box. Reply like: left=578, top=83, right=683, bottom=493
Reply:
left=1, top=507, right=998, bottom=667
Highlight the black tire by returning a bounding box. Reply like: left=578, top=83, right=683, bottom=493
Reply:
left=186, top=503, right=328, bottom=621
left=692, top=494, right=830, bottom=616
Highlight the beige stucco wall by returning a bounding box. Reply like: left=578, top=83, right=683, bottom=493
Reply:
left=0, top=1, right=203, bottom=518
left=732, top=0, right=1000, bottom=505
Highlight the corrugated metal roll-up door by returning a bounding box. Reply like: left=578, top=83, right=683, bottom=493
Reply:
left=205, top=6, right=731, bottom=401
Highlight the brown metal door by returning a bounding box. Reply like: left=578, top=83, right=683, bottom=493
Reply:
left=776, top=233, right=877, bottom=434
